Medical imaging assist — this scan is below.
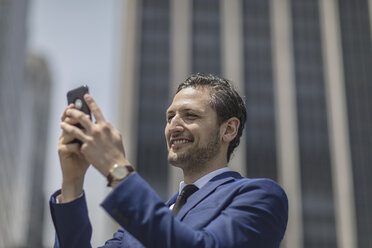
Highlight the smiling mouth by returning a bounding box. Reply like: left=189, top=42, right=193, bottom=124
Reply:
left=173, top=139, right=189, bottom=145
left=170, top=138, right=192, bottom=148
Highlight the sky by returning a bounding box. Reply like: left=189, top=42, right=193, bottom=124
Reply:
left=27, top=0, right=125, bottom=246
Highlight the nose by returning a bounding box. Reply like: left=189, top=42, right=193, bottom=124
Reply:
left=167, top=114, right=184, bottom=134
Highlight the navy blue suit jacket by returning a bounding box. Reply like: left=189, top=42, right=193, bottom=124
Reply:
left=50, top=171, right=288, bottom=247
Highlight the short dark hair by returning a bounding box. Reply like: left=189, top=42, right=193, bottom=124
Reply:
left=177, top=73, right=247, bottom=162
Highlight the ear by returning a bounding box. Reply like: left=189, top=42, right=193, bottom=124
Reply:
left=220, top=117, right=240, bottom=144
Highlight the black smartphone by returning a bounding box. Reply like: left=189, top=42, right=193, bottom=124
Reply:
left=66, top=85, right=91, bottom=143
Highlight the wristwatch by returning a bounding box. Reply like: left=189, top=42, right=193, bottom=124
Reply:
left=106, top=164, right=134, bottom=187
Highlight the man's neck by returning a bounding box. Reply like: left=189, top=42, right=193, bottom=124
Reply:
left=182, top=157, right=227, bottom=184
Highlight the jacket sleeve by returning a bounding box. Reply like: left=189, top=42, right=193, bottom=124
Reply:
left=101, top=173, right=288, bottom=248
left=49, top=190, right=92, bottom=248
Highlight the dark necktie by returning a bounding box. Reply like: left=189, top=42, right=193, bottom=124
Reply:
left=172, top=184, right=199, bottom=216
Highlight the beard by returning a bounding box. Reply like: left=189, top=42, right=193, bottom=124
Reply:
left=168, top=129, right=221, bottom=168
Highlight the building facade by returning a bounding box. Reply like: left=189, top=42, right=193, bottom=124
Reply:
left=0, top=0, right=29, bottom=246
left=118, top=0, right=372, bottom=248
left=0, top=1, right=51, bottom=247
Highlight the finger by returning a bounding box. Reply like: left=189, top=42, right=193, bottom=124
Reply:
left=64, top=116, right=79, bottom=125
left=84, top=94, right=105, bottom=123
left=61, top=104, right=75, bottom=121
left=59, top=130, right=77, bottom=145
left=60, top=122, right=88, bottom=143
left=65, top=108, right=93, bottom=132
left=59, top=141, right=82, bottom=155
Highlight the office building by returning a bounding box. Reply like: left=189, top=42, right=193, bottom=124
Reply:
left=0, top=1, right=51, bottom=247
left=118, top=0, right=372, bottom=247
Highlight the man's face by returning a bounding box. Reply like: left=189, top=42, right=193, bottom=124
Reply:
left=165, top=87, right=222, bottom=168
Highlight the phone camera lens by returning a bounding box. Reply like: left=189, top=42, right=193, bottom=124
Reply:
left=75, top=99, right=83, bottom=110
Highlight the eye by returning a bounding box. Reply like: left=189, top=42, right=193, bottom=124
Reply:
left=166, top=114, right=175, bottom=123
left=185, top=113, right=198, bottom=120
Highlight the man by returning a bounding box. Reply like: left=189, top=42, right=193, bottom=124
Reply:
left=50, top=73, right=288, bottom=247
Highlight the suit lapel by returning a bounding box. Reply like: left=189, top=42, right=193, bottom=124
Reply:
left=166, top=193, right=178, bottom=208
left=175, top=171, right=241, bottom=220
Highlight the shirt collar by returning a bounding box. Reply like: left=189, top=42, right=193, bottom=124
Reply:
left=178, top=167, right=231, bottom=194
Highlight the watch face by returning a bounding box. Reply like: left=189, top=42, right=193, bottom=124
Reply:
left=112, top=165, right=128, bottom=179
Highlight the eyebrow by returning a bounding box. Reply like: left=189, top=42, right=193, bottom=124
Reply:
left=166, top=108, right=204, bottom=116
